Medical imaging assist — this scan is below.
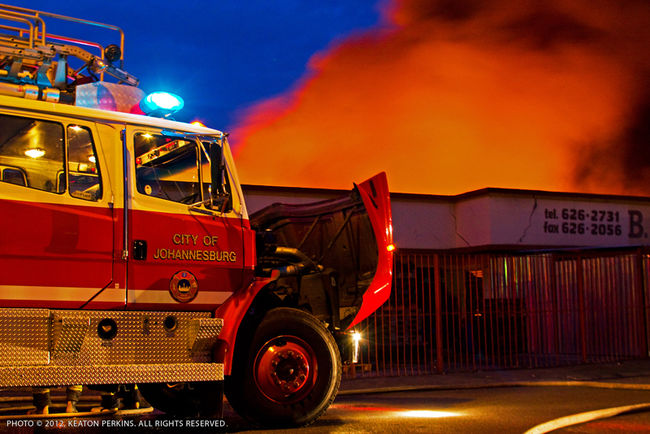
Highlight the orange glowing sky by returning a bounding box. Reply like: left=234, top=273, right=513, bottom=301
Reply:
left=232, top=0, right=650, bottom=195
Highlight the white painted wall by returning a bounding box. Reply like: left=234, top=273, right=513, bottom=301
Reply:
left=242, top=186, right=650, bottom=250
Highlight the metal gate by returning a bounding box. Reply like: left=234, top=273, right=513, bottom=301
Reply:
left=349, top=249, right=650, bottom=377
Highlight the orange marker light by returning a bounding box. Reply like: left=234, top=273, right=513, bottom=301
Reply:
left=387, top=244, right=396, bottom=252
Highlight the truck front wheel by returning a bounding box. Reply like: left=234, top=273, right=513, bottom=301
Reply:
left=225, top=307, right=341, bottom=427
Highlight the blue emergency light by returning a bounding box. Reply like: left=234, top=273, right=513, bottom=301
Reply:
left=140, top=91, right=184, bottom=117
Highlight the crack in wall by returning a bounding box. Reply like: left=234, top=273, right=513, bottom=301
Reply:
left=518, top=197, right=538, bottom=243
left=450, top=207, right=471, bottom=247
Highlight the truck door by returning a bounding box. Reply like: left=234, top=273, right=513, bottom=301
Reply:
left=0, top=113, right=114, bottom=308
left=125, top=127, right=244, bottom=310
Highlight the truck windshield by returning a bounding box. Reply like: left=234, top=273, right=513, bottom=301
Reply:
left=134, top=132, right=200, bottom=204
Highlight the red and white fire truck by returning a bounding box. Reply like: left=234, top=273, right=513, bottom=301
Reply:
left=0, top=4, right=393, bottom=426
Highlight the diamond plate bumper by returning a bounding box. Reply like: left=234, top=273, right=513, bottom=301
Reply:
left=0, top=363, right=223, bottom=387
left=0, top=308, right=224, bottom=387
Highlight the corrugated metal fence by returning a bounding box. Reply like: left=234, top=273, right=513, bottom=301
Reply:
left=350, top=248, right=650, bottom=377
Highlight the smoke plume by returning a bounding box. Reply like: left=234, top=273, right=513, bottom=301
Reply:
left=232, top=0, right=650, bottom=195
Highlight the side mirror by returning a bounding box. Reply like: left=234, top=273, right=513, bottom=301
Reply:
left=209, top=140, right=230, bottom=210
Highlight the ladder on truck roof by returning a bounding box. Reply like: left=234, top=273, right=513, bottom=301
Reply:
left=0, top=3, right=138, bottom=103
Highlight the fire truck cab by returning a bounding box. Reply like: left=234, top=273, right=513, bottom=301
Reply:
left=0, top=4, right=393, bottom=426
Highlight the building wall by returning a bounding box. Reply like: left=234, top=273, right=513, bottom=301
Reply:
left=241, top=184, right=650, bottom=374
left=243, top=184, right=650, bottom=250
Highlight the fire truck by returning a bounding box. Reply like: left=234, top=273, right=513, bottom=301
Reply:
left=0, top=4, right=393, bottom=426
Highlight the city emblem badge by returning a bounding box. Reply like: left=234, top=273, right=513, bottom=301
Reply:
left=169, top=270, right=198, bottom=303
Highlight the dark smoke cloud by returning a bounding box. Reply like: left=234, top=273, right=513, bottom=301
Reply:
left=503, top=11, right=603, bottom=49
left=392, top=1, right=650, bottom=192
left=233, top=0, right=650, bottom=195
left=620, top=89, right=650, bottom=192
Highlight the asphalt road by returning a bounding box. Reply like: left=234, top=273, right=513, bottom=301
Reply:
left=254, top=386, right=650, bottom=433
left=561, top=411, right=650, bottom=433
left=2, top=385, right=650, bottom=433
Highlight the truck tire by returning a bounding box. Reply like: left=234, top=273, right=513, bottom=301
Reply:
left=138, top=381, right=223, bottom=418
left=225, top=307, right=341, bottom=427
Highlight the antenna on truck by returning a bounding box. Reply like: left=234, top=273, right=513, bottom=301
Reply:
left=0, top=3, right=138, bottom=103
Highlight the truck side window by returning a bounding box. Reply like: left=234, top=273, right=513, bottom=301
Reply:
left=67, top=125, right=102, bottom=201
left=0, top=114, right=64, bottom=193
left=134, top=133, right=201, bottom=204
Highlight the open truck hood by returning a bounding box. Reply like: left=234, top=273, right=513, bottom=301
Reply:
left=250, top=172, right=393, bottom=329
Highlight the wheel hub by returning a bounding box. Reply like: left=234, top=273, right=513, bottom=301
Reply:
left=254, top=335, right=317, bottom=403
